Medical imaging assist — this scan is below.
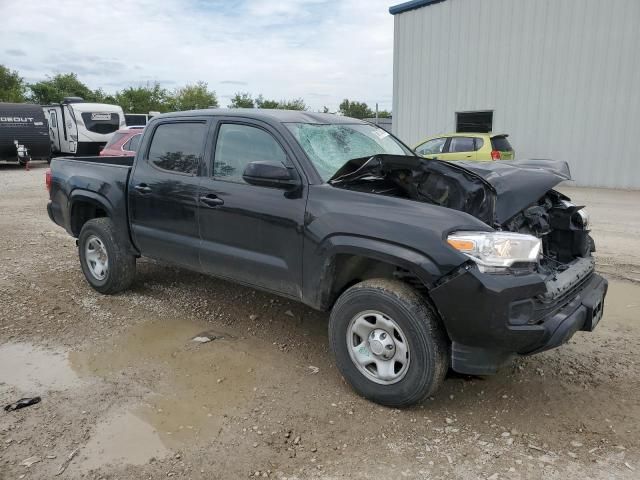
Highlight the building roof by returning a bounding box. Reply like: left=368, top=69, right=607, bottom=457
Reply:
left=389, top=0, right=446, bottom=15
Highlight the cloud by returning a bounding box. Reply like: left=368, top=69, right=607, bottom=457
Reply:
left=220, top=80, right=249, bottom=86
left=5, top=49, right=26, bottom=56
left=0, top=0, right=395, bottom=111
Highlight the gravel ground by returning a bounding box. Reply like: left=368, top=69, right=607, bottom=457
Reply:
left=1, top=162, right=639, bottom=480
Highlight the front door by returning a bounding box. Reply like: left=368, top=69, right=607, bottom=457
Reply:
left=128, top=119, right=211, bottom=270
left=198, top=119, right=306, bottom=298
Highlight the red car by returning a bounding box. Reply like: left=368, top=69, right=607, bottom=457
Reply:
left=100, top=128, right=144, bottom=156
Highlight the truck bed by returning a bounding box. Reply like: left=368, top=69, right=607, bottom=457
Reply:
left=48, top=156, right=134, bottom=248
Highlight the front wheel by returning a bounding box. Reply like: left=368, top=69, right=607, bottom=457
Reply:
left=78, top=218, right=136, bottom=294
left=329, top=279, right=449, bottom=407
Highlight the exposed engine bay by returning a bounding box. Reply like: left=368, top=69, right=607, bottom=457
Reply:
left=329, top=155, right=594, bottom=273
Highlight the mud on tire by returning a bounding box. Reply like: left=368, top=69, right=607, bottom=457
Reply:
left=78, top=217, right=136, bottom=294
left=329, top=279, right=449, bottom=407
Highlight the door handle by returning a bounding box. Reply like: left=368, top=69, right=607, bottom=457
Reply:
left=134, top=184, right=152, bottom=194
left=199, top=194, right=224, bottom=207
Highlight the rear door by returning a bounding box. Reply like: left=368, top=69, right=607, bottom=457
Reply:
left=47, top=109, right=61, bottom=152
left=128, top=118, right=212, bottom=269
left=438, top=136, right=478, bottom=161
left=63, top=105, right=78, bottom=154
left=198, top=118, right=306, bottom=298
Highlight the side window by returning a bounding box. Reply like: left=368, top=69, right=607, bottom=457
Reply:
left=474, top=138, right=484, bottom=151
left=449, top=137, right=476, bottom=153
left=147, top=123, right=207, bottom=175
left=126, top=134, right=142, bottom=151
left=214, top=123, right=287, bottom=183
left=416, top=137, right=447, bottom=155
left=49, top=111, right=57, bottom=128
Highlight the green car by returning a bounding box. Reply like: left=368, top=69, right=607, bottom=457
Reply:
left=415, top=133, right=515, bottom=161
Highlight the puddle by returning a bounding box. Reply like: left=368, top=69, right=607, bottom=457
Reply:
left=75, top=411, right=169, bottom=470
left=68, top=316, right=287, bottom=467
left=0, top=343, right=79, bottom=393
left=601, top=280, right=640, bottom=324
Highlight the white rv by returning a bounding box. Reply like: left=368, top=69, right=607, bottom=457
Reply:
left=43, top=97, right=125, bottom=156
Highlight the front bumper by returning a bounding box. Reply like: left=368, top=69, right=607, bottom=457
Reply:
left=430, top=258, right=608, bottom=375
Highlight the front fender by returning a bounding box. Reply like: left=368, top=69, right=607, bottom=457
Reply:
left=304, top=234, right=451, bottom=310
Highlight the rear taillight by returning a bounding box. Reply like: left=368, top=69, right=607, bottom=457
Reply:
left=491, top=150, right=501, bottom=161
left=45, top=168, right=52, bottom=191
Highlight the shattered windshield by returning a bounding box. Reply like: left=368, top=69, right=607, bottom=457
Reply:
left=285, top=123, right=411, bottom=181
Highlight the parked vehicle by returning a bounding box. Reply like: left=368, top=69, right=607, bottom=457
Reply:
left=0, top=103, right=50, bottom=164
left=124, top=112, right=158, bottom=127
left=43, top=97, right=125, bottom=156
left=99, top=128, right=143, bottom=157
left=415, top=133, right=515, bottom=161
left=46, top=110, right=607, bottom=406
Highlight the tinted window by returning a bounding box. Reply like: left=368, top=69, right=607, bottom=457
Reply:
left=449, top=137, right=476, bottom=153
left=148, top=123, right=207, bottom=174
left=214, top=124, right=286, bottom=183
left=416, top=137, right=447, bottom=155
left=104, top=132, right=126, bottom=149
left=81, top=112, right=120, bottom=135
left=491, top=136, right=513, bottom=151
left=127, top=135, right=142, bottom=152
left=125, top=134, right=142, bottom=152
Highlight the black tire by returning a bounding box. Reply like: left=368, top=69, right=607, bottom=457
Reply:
left=329, top=279, right=449, bottom=407
left=78, top=217, right=136, bottom=294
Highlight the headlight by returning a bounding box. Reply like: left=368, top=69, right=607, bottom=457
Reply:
left=573, top=208, right=589, bottom=229
left=447, top=231, right=541, bottom=272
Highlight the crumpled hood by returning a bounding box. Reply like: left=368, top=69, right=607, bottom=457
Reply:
left=329, top=155, right=572, bottom=226
left=453, top=159, right=571, bottom=224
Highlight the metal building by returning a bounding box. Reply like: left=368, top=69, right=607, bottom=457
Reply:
left=390, top=0, right=640, bottom=188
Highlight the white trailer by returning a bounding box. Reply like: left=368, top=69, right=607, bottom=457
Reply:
left=43, top=97, right=125, bottom=156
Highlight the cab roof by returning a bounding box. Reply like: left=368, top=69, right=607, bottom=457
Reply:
left=153, top=108, right=370, bottom=125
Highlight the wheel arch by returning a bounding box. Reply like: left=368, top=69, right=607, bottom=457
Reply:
left=69, top=190, right=114, bottom=237
left=310, top=235, right=444, bottom=311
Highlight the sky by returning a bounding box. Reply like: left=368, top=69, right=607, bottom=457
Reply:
left=0, top=0, right=398, bottom=112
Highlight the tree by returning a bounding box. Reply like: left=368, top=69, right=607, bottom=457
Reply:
left=228, top=92, right=254, bottom=108
left=170, top=81, right=218, bottom=111
left=114, top=83, right=171, bottom=113
left=279, top=98, right=306, bottom=111
left=255, top=95, right=307, bottom=110
left=255, top=95, right=279, bottom=109
left=377, top=110, right=392, bottom=118
left=0, top=65, right=27, bottom=102
left=339, top=99, right=374, bottom=119
left=28, top=73, right=98, bottom=104
left=93, top=88, right=117, bottom=105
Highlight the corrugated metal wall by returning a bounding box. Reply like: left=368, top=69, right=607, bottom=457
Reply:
left=392, top=0, right=640, bottom=188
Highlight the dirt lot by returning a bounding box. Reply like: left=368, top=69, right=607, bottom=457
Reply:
left=1, top=162, right=639, bottom=480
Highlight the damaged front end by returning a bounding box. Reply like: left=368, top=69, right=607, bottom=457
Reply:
left=330, top=155, right=607, bottom=374
left=329, top=155, right=593, bottom=276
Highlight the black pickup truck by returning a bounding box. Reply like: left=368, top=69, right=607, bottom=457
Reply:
left=47, top=110, right=607, bottom=406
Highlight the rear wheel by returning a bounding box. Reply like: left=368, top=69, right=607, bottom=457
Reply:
left=329, top=279, right=449, bottom=407
left=78, top=218, right=136, bottom=294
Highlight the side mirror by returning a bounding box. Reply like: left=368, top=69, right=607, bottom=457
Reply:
left=242, top=161, right=300, bottom=189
